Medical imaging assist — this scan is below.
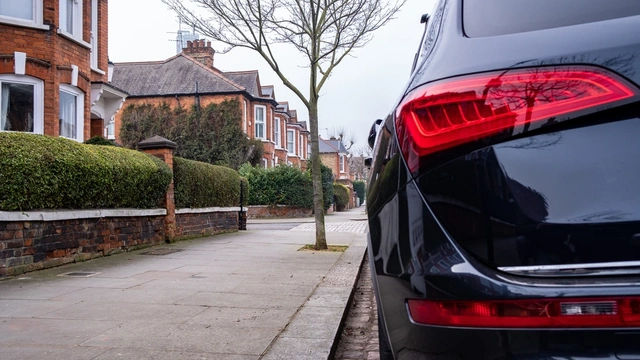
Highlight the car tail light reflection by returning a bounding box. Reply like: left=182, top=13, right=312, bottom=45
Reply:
left=395, top=66, right=639, bottom=172
left=407, top=297, right=640, bottom=328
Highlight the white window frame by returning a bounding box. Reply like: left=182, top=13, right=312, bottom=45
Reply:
left=274, top=116, right=281, bottom=147
left=243, top=100, right=247, bottom=133
left=0, top=75, right=44, bottom=134
left=105, top=115, right=115, bottom=140
left=0, top=0, right=47, bottom=30
left=340, top=154, right=345, bottom=173
left=59, top=84, right=84, bottom=142
left=90, top=0, right=99, bottom=70
left=298, top=134, right=303, bottom=160
left=254, top=105, right=266, bottom=139
left=287, top=130, right=295, bottom=155
left=262, top=158, right=268, bottom=169
left=59, top=0, right=83, bottom=42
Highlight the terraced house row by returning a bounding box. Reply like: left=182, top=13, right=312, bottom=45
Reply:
left=1, top=1, right=309, bottom=169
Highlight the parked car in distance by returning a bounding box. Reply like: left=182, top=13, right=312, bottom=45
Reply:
left=366, top=0, right=640, bottom=359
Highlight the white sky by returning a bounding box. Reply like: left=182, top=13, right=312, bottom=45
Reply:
left=108, top=0, right=436, bottom=150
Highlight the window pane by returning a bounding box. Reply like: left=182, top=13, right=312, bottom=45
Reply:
left=59, top=91, right=77, bottom=139
left=0, top=0, right=34, bottom=21
left=255, top=107, right=264, bottom=122
left=287, top=131, right=294, bottom=153
left=255, top=123, right=263, bottom=138
left=1, top=82, right=35, bottom=132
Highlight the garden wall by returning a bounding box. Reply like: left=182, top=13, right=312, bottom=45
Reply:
left=247, top=205, right=312, bottom=219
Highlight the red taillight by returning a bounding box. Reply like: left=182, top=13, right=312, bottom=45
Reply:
left=396, top=66, right=639, bottom=172
left=407, top=297, right=640, bottom=328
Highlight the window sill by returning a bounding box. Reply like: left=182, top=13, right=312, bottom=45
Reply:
left=57, top=30, right=92, bottom=49
left=0, top=18, right=50, bottom=30
left=91, top=67, right=105, bottom=75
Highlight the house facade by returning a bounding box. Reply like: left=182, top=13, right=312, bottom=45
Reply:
left=0, top=0, right=126, bottom=142
left=110, top=40, right=308, bottom=169
left=319, top=137, right=350, bottom=180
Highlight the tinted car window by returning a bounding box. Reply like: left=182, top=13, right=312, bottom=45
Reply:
left=464, top=0, right=640, bottom=38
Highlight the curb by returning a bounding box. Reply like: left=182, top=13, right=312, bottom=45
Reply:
left=261, top=236, right=368, bottom=360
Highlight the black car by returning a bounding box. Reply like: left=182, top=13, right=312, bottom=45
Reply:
left=365, top=0, right=640, bottom=359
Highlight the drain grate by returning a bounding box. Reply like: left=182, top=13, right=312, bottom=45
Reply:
left=59, top=272, right=100, bottom=277
left=140, top=248, right=184, bottom=256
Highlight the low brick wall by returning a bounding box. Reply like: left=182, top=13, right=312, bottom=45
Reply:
left=247, top=205, right=312, bottom=219
left=175, top=207, right=240, bottom=238
left=0, top=209, right=166, bottom=277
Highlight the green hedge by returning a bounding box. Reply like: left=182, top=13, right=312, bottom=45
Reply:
left=333, top=184, right=350, bottom=211
left=353, top=180, right=366, bottom=204
left=174, top=157, right=248, bottom=208
left=239, top=164, right=314, bottom=208
left=0, top=133, right=172, bottom=211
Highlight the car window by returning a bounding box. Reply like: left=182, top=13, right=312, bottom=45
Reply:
left=463, top=0, right=640, bottom=38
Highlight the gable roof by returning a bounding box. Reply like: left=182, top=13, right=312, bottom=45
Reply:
left=112, top=54, right=245, bottom=97
left=319, top=137, right=348, bottom=154
left=224, top=70, right=260, bottom=98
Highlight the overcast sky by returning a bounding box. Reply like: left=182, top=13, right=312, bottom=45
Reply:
left=108, top=0, right=436, bottom=150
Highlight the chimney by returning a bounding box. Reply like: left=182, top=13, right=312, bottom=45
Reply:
left=182, top=39, right=215, bottom=68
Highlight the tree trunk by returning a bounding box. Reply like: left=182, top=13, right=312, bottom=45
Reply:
left=308, top=100, right=327, bottom=250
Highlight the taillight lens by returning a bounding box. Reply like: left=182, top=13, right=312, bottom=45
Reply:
left=396, top=66, right=639, bottom=172
left=408, top=297, right=640, bottom=328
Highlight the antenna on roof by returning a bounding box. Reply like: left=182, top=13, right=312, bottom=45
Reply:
left=168, top=17, right=200, bottom=54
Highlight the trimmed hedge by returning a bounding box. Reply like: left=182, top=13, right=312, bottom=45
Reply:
left=174, top=157, right=248, bottom=208
left=333, top=184, right=350, bottom=211
left=0, top=133, right=172, bottom=211
left=84, top=136, right=118, bottom=146
left=239, top=164, right=314, bottom=209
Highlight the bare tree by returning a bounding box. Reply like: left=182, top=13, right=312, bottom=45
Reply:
left=327, top=126, right=356, bottom=151
left=162, top=0, right=405, bottom=249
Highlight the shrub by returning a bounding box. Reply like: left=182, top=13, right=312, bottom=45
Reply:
left=173, top=157, right=247, bottom=208
left=333, top=183, right=350, bottom=211
left=353, top=180, right=366, bottom=204
left=239, top=164, right=314, bottom=208
left=0, top=133, right=172, bottom=211
left=84, top=136, right=118, bottom=146
left=307, top=161, right=334, bottom=212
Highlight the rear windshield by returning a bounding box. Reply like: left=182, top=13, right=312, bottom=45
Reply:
left=464, top=0, right=640, bottom=38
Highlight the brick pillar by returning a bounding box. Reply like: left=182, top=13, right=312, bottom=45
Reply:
left=138, top=136, right=178, bottom=243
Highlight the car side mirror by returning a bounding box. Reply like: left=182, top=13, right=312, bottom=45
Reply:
left=368, top=119, right=384, bottom=149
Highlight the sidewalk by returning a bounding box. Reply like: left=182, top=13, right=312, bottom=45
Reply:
left=0, top=208, right=368, bottom=360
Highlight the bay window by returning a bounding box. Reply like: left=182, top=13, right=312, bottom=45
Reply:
left=91, top=0, right=99, bottom=69
left=254, top=105, right=265, bottom=139
left=274, top=117, right=281, bottom=147
left=0, top=0, right=44, bottom=28
left=287, top=130, right=295, bottom=154
left=0, top=75, right=43, bottom=134
left=340, top=155, right=345, bottom=173
left=60, top=0, right=82, bottom=40
left=59, top=85, right=84, bottom=141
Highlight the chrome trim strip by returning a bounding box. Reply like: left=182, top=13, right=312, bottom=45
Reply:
left=499, top=261, right=640, bottom=273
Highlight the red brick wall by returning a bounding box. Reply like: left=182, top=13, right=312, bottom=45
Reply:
left=0, top=216, right=165, bottom=277
left=175, top=212, right=238, bottom=237
left=247, top=205, right=312, bottom=219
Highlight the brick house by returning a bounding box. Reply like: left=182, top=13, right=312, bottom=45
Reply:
left=110, top=40, right=308, bottom=168
left=320, top=136, right=355, bottom=209
left=276, top=102, right=309, bottom=169
left=0, top=0, right=126, bottom=142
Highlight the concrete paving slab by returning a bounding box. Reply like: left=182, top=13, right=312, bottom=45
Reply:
left=39, top=302, right=206, bottom=323
left=131, top=270, right=199, bottom=280
left=82, top=322, right=279, bottom=355
left=93, top=348, right=259, bottom=360
left=0, top=318, right=121, bottom=346
left=185, top=306, right=295, bottom=329
left=280, top=305, right=345, bottom=339
left=230, top=282, right=316, bottom=297
left=0, top=299, right=78, bottom=318
left=0, top=284, right=83, bottom=300
left=261, top=337, right=333, bottom=360
left=48, top=276, right=152, bottom=289
left=1, top=344, right=110, bottom=360
left=177, top=291, right=308, bottom=309
left=50, top=286, right=200, bottom=305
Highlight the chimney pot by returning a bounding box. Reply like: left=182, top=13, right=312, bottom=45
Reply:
left=206, top=41, right=211, bottom=48
left=186, top=40, right=192, bottom=48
